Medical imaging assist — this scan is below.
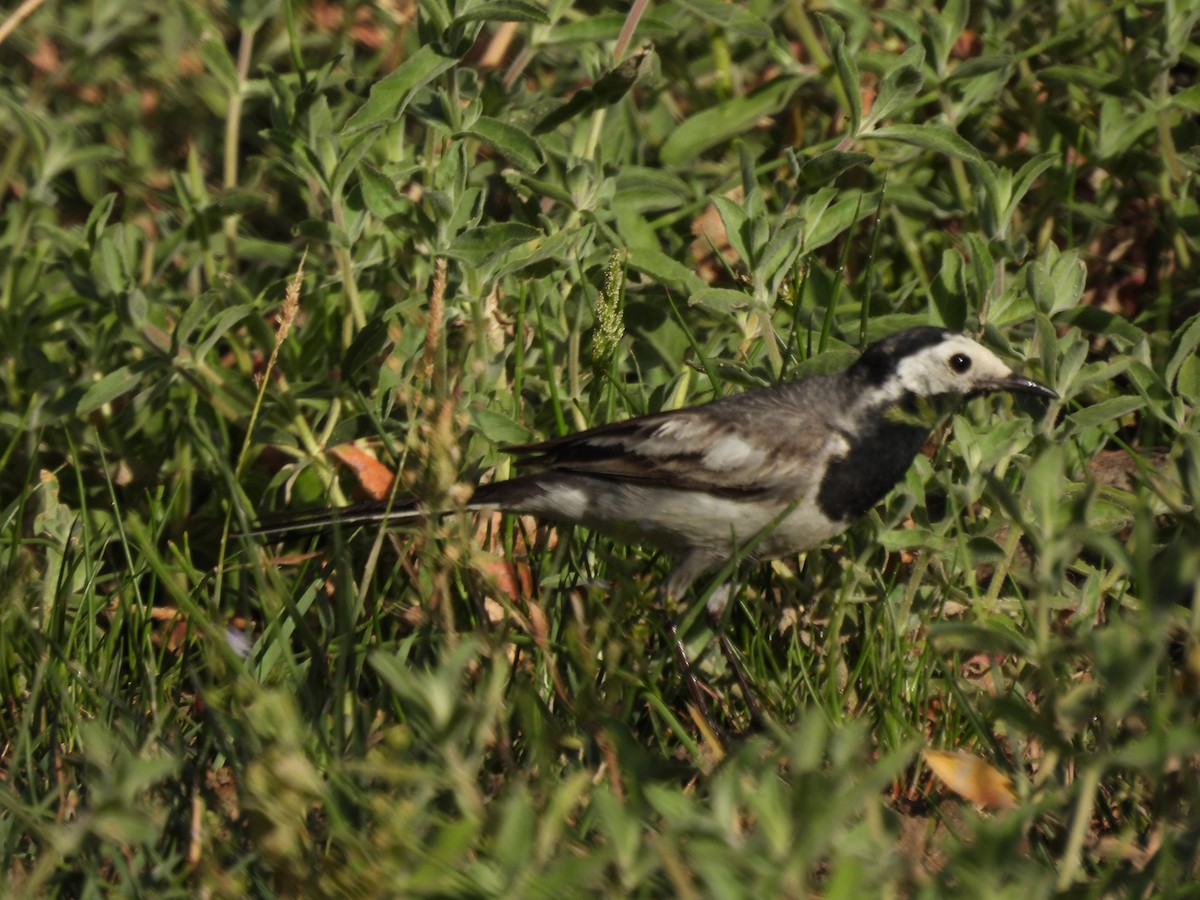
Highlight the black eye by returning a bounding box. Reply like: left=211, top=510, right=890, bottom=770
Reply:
left=949, top=353, right=972, bottom=373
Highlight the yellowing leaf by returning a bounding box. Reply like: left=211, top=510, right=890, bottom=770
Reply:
left=923, top=749, right=1016, bottom=810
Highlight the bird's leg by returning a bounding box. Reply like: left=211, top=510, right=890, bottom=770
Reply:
left=662, top=554, right=741, bottom=743
left=705, top=583, right=766, bottom=730
left=665, top=617, right=727, bottom=746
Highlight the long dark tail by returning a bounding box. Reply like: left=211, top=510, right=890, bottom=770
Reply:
left=243, top=475, right=551, bottom=539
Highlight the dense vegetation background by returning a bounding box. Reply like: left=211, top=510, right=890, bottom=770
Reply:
left=1, top=0, right=1198, bottom=894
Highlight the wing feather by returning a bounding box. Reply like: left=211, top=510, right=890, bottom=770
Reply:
left=504, top=379, right=847, bottom=498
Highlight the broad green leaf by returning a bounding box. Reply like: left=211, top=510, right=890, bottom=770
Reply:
left=963, top=233, right=995, bottom=315
left=84, top=193, right=118, bottom=246
left=1068, top=396, right=1147, bottom=432
left=613, top=168, right=691, bottom=213
left=1096, top=97, right=1158, bottom=159
left=868, top=47, right=925, bottom=124
left=710, top=194, right=750, bottom=265
left=1039, top=64, right=1130, bottom=95
left=454, top=0, right=550, bottom=24
left=445, top=223, right=543, bottom=267
left=944, top=54, right=1015, bottom=82
left=185, top=4, right=239, bottom=92
left=457, top=116, right=546, bottom=171
left=1025, top=442, right=1064, bottom=531
left=472, top=407, right=535, bottom=445
left=77, top=366, right=141, bottom=415
left=493, top=226, right=590, bottom=279
left=689, top=287, right=754, bottom=312
left=759, top=217, right=805, bottom=283
left=802, top=193, right=869, bottom=252
left=817, top=12, right=861, bottom=135
left=789, top=348, right=858, bottom=378
left=1005, top=152, right=1057, bottom=218
left=1026, top=247, right=1084, bottom=315
left=866, top=124, right=984, bottom=164
left=1165, top=312, right=1200, bottom=388
left=532, top=48, right=657, bottom=133
left=1177, top=354, right=1200, bottom=404
left=342, top=315, right=392, bottom=380
left=540, top=12, right=677, bottom=44
left=627, top=246, right=706, bottom=293
left=660, top=76, right=803, bottom=164
left=359, top=165, right=416, bottom=221
left=194, top=304, right=257, bottom=362
left=675, top=0, right=771, bottom=40
left=930, top=248, right=967, bottom=330
left=1055, top=306, right=1146, bottom=346
left=343, top=45, right=459, bottom=133
left=794, top=150, right=873, bottom=191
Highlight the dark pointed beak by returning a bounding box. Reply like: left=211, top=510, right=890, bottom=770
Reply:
left=975, top=374, right=1058, bottom=400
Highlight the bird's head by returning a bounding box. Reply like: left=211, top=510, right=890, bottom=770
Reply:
left=853, top=326, right=1057, bottom=404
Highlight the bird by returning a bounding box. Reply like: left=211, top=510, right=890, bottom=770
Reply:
left=250, top=326, right=1056, bottom=724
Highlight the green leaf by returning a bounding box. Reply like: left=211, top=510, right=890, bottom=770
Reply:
left=794, top=150, right=873, bottom=191
left=473, top=407, right=535, bottom=445
left=674, top=0, right=771, bottom=40
left=540, top=12, right=677, bottom=44
left=444, top=223, right=543, bottom=267
left=1165, top=312, right=1200, bottom=389
left=865, top=124, right=984, bottom=164
left=194, top=304, right=257, bottom=362
left=359, top=165, right=417, bottom=221
left=185, top=5, right=239, bottom=92
left=77, top=366, right=141, bottom=415
left=660, top=76, right=803, bottom=164
left=626, top=246, right=706, bottom=293
left=757, top=216, right=805, bottom=282
left=689, top=287, right=754, bottom=313
left=532, top=48, right=657, bottom=134
left=457, top=116, right=546, bottom=171
left=1054, top=306, right=1146, bottom=346
left=1096, top=97, right=1158, bottom=159
left=454, top=0, right=550, bottom=24
left=802, top=193, right=869, bottom=252
left=817, top=13, right=861, bottom=135
left=944, top=54, right=1015, bottom=82
left=342, top=315, right=392, bottom=380
left=929, top=621, right=1033, bottom=657
left=710, top=194, right=750, bottom=265
left=868, top=47, right=925, bottom=125
left=1025, top=442, right=1064, bottom=532
left=930, top=248, right=967, bottom=330
left=962, top=233, right=995, bottom=316
left=343, top=45, right=459, bottom=133
left=493, top=225, right=591, bottom=279
left=1039, top=64, right=1130, bottom=95
left=1177, top=354, right=1200, bottom=404
left=1026, top=247, right=1085, bottom=315
left=1068, top=396, right=1147, bottom=432
left=84, top=193, right=118, bottom=246
left=613, top=167, right=691, bottom=212
left=1004, top=152, right=1058, bottom=220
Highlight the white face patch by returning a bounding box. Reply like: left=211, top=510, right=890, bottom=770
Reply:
left=894, top=335, right=1016, bottom=397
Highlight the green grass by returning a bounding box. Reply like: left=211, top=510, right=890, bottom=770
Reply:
left=1, top=0, right=1199, bottom=894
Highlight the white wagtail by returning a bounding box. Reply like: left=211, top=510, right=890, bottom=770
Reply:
left=252, top=326, right=1055, bottom=721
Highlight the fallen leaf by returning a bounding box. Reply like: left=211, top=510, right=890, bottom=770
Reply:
left=923, top=749, right=1017, bottom=810
left=329, top=443, right=395, bottom=500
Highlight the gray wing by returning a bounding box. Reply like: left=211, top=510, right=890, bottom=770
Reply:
left=504, top=379, right=847, bottom=498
